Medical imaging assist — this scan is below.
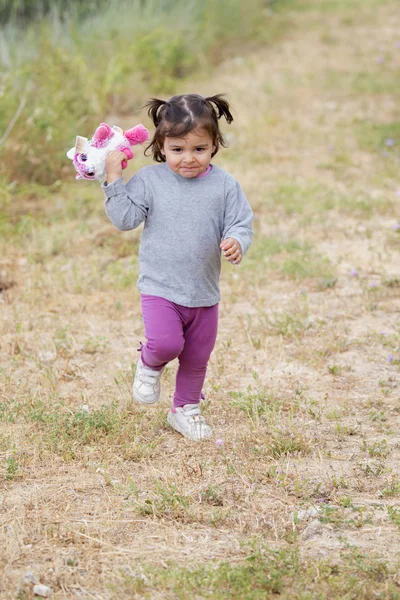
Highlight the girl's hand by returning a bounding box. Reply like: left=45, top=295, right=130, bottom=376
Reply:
left=220, top=237, right=242, bottom=264
left=105, top=150, right=128, bottom=184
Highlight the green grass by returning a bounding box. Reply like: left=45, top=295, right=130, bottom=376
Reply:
left=355, top=121, right=400, bottom=154
left=274, top=0, right=392, bottom=12
left=111, top=544, right=400, bottom=599
left=318, top=70, right=400, bottom=96
left=0, top=395, right=165, bottom=461
left=230, top=386, right=284, bottom=417
left=135, top=482, right=192, bottom=518
left=266, top=180, right=394, bottom=219
left=243, top=231, right=336, bottom=285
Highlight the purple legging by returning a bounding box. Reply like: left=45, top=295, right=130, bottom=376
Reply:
left=140, top=294, right=218, bottom=408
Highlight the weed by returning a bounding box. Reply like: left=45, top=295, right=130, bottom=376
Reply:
left=115, top=542, right=400, bottom=598
left=369, top=409, right=387, bottom=422
left=53, top=326, right=76, bottom=357
left=4, top=455, right=19, bottom=479
left=381, top=475, right=400, bottom=498
left=106, top=261, right=138, bottom=289
left=200, top=485, right=224, bottom=507
left=384, top=277, right=400, bottom=288
left=230, top=386, right=283, bottom=420
left=338, top=496, right=352, bottom=507
left=328, top=364, right=342, bottom=376
left=357, top=460, right=386, bottom=478
left=2, top=398, right=159, bottom=462
left=388, top=506, right=400, bottom=528
left=361, top=439, right=390, bottom=459
left=326, top=408, right=343, bottom=420
left=268, top=428, right=312, bottom=457
left=82, top=335, right=110, bottom=354
left=136, top=482, right=191, bottom=519
left=238, top=303, right=311, bottom=346
left=318, top=276, right=338, bottom=291
left=355, top=120, right=400, bottom=155
left=282, top=253, right=335, bottom=283
left=0, top=398, right=23, bottom=423
left=307, top=397, right=323, bottom=421
left=334, top=423, right=358, bottom=438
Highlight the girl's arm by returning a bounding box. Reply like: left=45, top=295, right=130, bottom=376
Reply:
left=221, top=180, right=253, bottom=264
left=102, top=158, right=149, bottom=231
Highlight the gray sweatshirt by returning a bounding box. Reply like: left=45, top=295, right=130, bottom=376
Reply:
left=103, top=163, right=253, bottom=307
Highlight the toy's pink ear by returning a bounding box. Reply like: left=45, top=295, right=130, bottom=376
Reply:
left=124, top=124, right=149, bottom=146
left=93, top=123, right=112, bottom=142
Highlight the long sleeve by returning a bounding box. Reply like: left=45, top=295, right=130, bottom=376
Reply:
left=222, top=180, right=253, bottom=256
left=102, top=173, right=149, bottom=231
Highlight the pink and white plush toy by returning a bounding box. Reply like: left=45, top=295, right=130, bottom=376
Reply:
left=67, top=122, right=149, bottom=182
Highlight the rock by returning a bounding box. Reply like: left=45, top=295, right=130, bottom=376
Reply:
left=296, top=506, right=320, bottom=521
left=38, top=350, right=56, bottom=362
left=301, top=519, right=324, bottom=541
left=33, top=584, right=52, bottom=597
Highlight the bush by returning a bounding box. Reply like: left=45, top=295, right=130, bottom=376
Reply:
left=0, top=0, right=276, bottom=184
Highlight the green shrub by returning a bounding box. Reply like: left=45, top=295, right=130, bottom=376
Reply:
left=0, top=0, right=278, bottom=184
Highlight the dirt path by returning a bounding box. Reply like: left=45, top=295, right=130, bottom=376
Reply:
left=1, top=1, right=400, bottom=597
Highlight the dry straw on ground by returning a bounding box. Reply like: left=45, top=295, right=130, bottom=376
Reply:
left=1, top=1, right=400, bottom=597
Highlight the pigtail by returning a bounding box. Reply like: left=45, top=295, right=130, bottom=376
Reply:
left=205, top=94, right=234, bottom=124
left=144, top=98, right=168, bottom=127
left=143, top=93, right=234, bottom=162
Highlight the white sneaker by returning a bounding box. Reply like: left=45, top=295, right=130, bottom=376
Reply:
left=133, top=357, right=164, bottom=404
left=167, top=404, right=212, bottom=441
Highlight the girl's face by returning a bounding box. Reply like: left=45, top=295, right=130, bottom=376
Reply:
left=161, top=129, right=215, bottom=178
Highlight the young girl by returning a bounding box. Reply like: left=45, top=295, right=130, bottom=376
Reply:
left=103, top=93, right=253, bottom=441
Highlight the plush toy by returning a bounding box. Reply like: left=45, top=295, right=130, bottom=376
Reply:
left=66, top=122, right=149, bottom=182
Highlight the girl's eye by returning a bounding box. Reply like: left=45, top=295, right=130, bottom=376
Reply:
left=195, top=148, right=205, bottom=152
left=80, top=154, right=87, bottom=161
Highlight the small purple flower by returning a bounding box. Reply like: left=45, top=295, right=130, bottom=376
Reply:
left=350, top=268, right=358, bottom=277
left=392, top=222, right=400, bottom=230
left=377, top=55, right=385, bottom=64
left=216, top=438, right=224, bottom=448
left=370, top=282, right=377, bottom=288
left=387, top=354, right=394, bottom=363
left=397, top=41, right=400, bottom=49
left=385, top=138, right=395, bottom=147
left=397, top=189, right=400, bottom=197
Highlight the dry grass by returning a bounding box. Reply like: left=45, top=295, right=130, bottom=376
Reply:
left=1, top=0, right=400, bottom=597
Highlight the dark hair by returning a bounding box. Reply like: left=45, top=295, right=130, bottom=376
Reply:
left=144, top=93, right=234, bottom=162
